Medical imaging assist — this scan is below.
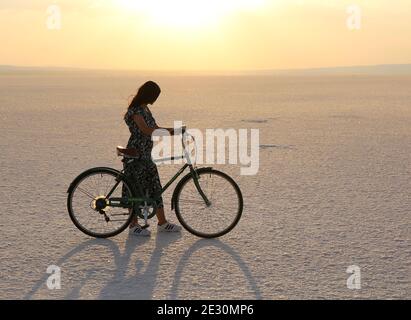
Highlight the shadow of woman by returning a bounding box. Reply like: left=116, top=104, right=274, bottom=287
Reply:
left=169, top=239, right=262, bottom=299
left=23, top=233, right=179, bottom=299
left=98, top=232, right=182, bottom=299
left=24, top=235, right=261, bottom=299
left=24, top=238, right=122, bottom=299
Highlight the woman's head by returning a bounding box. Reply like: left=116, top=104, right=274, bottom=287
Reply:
left=128, top=81, right=161, bottom=110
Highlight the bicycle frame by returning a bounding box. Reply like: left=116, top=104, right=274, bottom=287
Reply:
left=108, top=133, right=211, bottom=210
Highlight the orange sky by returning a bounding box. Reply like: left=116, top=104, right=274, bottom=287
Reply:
left=0, top=0, right=410, bottom=71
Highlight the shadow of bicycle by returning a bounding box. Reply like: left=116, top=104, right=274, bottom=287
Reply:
left=24, top=235, right=262, bottom=299
left=169, top=239, right=262, bottom=299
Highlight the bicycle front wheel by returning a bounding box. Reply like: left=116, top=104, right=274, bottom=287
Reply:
left=174, top=169, right=243, bottom=238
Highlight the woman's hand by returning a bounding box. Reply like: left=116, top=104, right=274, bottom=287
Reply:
left=163, top=126, right=186, bottom=136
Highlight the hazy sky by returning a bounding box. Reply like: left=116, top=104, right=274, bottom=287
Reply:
left=0, top=0, right=410, bottom=71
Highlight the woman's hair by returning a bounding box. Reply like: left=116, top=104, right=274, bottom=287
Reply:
left=125, top=81, right=161, bottom=118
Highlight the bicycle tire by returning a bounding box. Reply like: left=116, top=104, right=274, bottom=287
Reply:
left=67, top=167, right=135, bottom=238
left=174, top=169, right=243, bottom=238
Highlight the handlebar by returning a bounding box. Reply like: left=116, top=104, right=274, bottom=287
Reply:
left=151, top=128, right=196, bottom=165
left=182, top=130, right=196, bottom=165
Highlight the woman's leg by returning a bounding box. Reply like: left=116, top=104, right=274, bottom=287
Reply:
left=156, top=206, right=182, bottom=232
left=156, top=207, right=167, bottom=226
left=148, top=161, right=167, bottom=225
left=130, top=207, right=166, bottom=227
left=130, top=209, right=139, bottom=227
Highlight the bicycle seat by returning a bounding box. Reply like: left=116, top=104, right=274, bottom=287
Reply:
left=116, top=146, right=140, bottom=158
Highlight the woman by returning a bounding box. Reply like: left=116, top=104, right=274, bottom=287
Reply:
left=124, top=81, right=183, bottom=236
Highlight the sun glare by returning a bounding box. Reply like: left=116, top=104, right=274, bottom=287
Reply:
left=116, top=0, right=266, bottom=28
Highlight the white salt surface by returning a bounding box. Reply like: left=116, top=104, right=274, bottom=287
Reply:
left=0, top=73, right=409, bottom=299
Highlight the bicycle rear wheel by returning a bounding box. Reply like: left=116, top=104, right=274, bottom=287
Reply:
left=67, top=168, right=135, bottom=238
left=174, top=169, right=243, bottom=238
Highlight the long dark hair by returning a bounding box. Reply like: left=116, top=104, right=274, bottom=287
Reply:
left=125, top=81, right=161, bottom=119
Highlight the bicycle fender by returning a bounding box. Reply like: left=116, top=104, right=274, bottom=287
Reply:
left=67, top=167, right=123, bottom=194
left=171, top=167, right=213, bottom=211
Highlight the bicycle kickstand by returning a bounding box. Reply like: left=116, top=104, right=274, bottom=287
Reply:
left=141, top=192, right=150, bottom=230
left=141, top=207, right=150, bottom=229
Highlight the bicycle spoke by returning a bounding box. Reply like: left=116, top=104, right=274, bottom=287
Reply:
left=77, top=187, right=96, bottom=199
left=103, top=175, right=116, bottom=197
left=178, top=198, right=208, bottom=205
left=208, top=174, right=215, bottom=201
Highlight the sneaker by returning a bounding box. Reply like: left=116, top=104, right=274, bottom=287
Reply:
left=157, top=222, right=182, bottom=233
left=129, top=225, right=151, bottom=237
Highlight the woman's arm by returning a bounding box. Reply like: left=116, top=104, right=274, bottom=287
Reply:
left=159, top=126, right=186, bottom=136
left=133, top=115, right=185, bottom=136
left=132, top=115, right=157, bottom=136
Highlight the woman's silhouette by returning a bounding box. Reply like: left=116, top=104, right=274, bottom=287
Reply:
left=123, top=81, right=184, bottom=236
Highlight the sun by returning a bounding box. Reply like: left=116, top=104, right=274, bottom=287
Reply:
left=115, top=0, right=266, bottom=29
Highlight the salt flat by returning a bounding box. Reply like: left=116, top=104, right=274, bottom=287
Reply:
left=0, top=72, right=410, bottom=299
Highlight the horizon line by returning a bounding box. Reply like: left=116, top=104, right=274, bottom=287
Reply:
left=1, top=63, right=411, bottom=75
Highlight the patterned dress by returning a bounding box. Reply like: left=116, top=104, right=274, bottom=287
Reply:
left=123, top=105, right=164, bottom=209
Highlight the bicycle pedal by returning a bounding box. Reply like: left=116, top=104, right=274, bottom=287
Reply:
left=141, top=224, right=150, bottom=230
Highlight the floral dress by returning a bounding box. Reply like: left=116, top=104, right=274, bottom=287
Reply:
left=123, top=105, right=164, bottom=209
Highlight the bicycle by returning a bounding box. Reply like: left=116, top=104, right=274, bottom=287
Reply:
left=67, top=131, right=243, bottom=239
